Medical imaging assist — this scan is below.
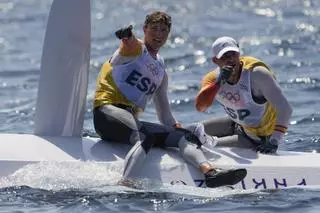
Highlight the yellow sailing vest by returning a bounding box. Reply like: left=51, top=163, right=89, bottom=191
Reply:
left=240, top=56, right=277, bottom=136
left=93, top=62, right=135, bottom=109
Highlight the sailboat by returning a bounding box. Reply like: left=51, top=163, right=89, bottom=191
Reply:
left=1, top=0, right=320, bottom=190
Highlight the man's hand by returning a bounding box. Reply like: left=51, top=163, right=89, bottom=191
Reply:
left=173, top=123, right=182, bottom=128
left=115, top=25, right=133, bottom=39
left=216, top=65, right=233, bottom=84
left=256, top=137, right=279, bottom=154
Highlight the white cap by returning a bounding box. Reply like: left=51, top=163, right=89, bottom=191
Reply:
left=212, top=36, right=240, bottom=59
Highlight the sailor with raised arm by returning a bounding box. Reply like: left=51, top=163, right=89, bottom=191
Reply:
left=93, top=12, right=246, bottom=188
left=196, top=36, right=293, bottom=153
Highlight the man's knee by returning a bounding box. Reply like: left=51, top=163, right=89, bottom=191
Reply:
left=93, top=107, right=133, bottom=142
left=140, top=134, right=157, bottom=153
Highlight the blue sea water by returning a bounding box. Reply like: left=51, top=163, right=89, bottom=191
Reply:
left=0, top=0, right=320, bottom=212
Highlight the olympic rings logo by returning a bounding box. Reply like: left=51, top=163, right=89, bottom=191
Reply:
left=147, top=63, right=159, bottom=76
left=219, top=90, right=240, bottom=103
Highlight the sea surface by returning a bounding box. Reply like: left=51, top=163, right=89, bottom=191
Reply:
left=1, top=0, right=320, bottom=212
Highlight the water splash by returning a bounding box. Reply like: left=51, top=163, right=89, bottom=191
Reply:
left=0, top=161, right=123, bottom=190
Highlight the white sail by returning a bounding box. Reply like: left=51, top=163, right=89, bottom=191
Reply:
left=34, top=0, right=90, bottom=136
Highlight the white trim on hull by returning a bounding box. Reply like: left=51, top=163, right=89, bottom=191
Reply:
left=1, top=133, right=319, bottom=190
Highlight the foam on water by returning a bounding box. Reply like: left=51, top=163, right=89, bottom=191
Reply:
left=0, top=161, right=123, bottom=190
left=0, top=160, right=259, bottom=199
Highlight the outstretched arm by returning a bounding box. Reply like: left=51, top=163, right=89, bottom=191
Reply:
left=110, top=25, right=143, bottom=65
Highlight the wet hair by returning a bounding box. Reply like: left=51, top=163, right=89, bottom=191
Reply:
left=144, top=11, right=172, bottom=30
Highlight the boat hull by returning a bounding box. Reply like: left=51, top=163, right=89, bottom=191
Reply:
left=1, top=133, right=319, bottom=190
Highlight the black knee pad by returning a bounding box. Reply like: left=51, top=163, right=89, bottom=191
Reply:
left=176, top=128, right=202, bottom=148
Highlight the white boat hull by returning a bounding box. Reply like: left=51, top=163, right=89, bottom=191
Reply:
left=1, top=133, right=319, bottom=190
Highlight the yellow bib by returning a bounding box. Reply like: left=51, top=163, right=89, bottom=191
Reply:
left=240, top=56, right=277, bottom=136
left=93, top=62, right=134, bottom=109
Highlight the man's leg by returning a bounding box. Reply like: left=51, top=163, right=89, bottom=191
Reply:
left=202, top=116, right=235, bottom=137
left=94, top=108, right=246, bottom=188
left=201, top=117, right=255, bottom=148
left=140, top=122, right=247, bottom=188
left=93, top=105, right=154, bottom=180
